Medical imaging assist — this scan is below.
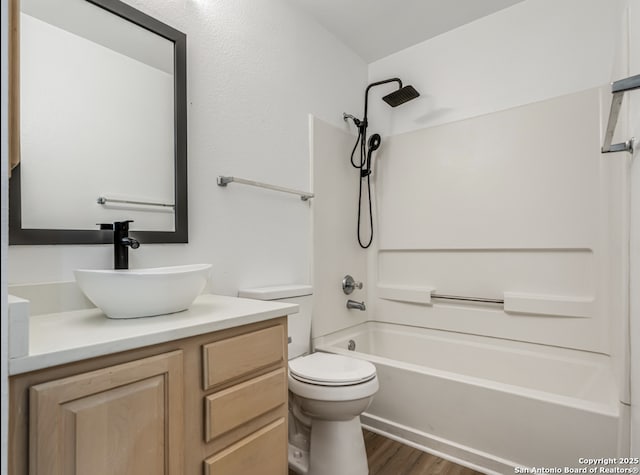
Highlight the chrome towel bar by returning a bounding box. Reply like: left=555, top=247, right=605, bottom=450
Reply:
left=217, top=176, right=314, bottom=201
left=97, top=196, right=175, bottom=209
left=601, top=73, right=640, bottom=154
left=431, top=293, right=504, bottom=305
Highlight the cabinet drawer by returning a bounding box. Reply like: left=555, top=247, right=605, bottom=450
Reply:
left=202, top=325, right=285, bottom=389
left=204, top=418, right=286, bottom=475
left=204, top=368, right=286, bottom=442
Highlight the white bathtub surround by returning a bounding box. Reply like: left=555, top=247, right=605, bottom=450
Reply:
left=372, top=88, right=621, bottom=355
left=359, top=84, right=630, bottom=465
left=310, top=116, right=368, bottom=337
left=376, top=88, right=604, bottom=250
left=314, top=321, right=621, bottom=471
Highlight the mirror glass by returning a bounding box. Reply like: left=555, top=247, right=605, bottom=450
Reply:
left=10, top=0, right=187, bottom=244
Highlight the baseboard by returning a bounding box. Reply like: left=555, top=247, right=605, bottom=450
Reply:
left=361, top=413, right=518, bottom=475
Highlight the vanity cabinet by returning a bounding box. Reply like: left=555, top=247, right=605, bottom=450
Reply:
left=9, top=317, right=288, bottom=475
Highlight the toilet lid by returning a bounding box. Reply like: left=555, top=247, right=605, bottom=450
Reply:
left=289, top=352, right=376, bottom=386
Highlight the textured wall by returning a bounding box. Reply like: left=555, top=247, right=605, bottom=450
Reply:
left=7, top=0, right=367, bottom=297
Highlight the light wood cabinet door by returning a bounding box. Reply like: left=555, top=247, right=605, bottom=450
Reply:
left=29, top=351, right=184, bottom=475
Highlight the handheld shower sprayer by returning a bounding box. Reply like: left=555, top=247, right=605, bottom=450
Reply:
left=362, top=134, right=381, bottom=177
left=343, top=77, right=420, bottom=248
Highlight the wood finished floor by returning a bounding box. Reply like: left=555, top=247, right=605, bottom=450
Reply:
left=289, top=429, right=484, bottom=475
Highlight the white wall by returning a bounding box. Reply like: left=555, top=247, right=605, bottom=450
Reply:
left=368, top=0, right=626, bottom=136
left=628, top=0, right=640, bottom=457
left=8, top=0, right=367, bottom=297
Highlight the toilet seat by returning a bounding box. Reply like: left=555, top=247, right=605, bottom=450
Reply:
left=288, top=370, right=379, bottom=402
left=289, top=353, right=377, bottom=386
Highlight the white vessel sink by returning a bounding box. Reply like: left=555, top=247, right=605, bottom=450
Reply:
left=74, top=264, right=212, bottom=319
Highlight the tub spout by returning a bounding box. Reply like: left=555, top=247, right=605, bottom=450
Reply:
left=346, top=299, right=366, bottom=311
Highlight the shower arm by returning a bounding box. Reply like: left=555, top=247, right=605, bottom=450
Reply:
left=362, top=78, right=403, bottom=133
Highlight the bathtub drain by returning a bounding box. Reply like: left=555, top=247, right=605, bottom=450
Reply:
left=348, top=340, right=356, bottom=351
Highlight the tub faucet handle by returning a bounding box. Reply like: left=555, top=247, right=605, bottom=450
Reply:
left=342, top=275, right=363, bottom=295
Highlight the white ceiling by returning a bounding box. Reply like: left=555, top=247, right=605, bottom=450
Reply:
left=289, top=0, right=527, bottom=62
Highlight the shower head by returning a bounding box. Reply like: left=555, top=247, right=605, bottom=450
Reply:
left=350, top=78, right=420, bottom=250
left=382, top=85, right=420, bottom=107
left=363, top=78, right=419, bottom=119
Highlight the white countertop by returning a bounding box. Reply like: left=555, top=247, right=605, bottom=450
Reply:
left=9, top=294, right=297, bottom=375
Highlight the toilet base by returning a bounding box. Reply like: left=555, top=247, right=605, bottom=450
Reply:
left=287, top=373, right=377, bottom=475
left=288, top=416, right=369, bottom=475
left=308, top=416, right=368, bottom=475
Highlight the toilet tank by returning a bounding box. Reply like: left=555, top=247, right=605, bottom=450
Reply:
left=237, top=285, right=312, bottom=359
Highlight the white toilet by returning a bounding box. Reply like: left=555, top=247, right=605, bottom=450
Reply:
left=238, top=285, right=378, bottom=475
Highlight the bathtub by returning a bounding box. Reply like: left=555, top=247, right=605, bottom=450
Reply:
left=313, top=321, right=623, bottom=474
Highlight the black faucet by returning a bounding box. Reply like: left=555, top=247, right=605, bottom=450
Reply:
left=99, top=220, right=140, bottom=269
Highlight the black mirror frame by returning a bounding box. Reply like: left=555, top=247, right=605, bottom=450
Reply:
left=9, top=0, right=188, bottom=245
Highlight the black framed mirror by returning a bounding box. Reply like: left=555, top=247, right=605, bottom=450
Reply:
left=9, top=0, right=187, bottom=244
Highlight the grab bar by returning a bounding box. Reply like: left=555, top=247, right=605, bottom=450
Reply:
left=97, top=196, right=175, bottom=209
left=431, top=293, right=504, bottom=305
left=601, top=73, right=640, bottom=154
left=217, top=176, right=314, bottom=201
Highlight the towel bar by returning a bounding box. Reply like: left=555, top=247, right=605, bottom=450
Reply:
left=601, top=74, right=640, bottom=154
left=217, top=176, right=314, bottom=201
